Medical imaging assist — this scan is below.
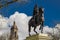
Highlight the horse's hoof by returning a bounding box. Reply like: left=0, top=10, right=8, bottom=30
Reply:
left=29, top=34, right=31, bottom=36
left=39, top=27, right=41, bottom=30
left=29, top=35, right=31, bottom=36
left=36, top=32, right=39, bottom=34
left=39, top=28, right=41, bottom=30
left=36, top=33, right=39, bottom=35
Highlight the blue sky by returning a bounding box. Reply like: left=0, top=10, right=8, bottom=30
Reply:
left=0, top=0, right=60, bottom=27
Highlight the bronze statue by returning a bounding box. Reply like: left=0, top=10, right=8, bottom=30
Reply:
left=28, top=5, right=44, bottom=36
left=10, top=21, right=18, bottom=40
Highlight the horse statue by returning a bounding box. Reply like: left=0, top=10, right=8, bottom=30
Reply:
left=28, top=7, right=44, bottom=36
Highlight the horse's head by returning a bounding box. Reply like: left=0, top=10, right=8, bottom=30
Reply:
left=39, top=8, right=44, bottom=13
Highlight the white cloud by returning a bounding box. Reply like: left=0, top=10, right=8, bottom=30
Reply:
left=0, top=15, right=10, bottom=38
left=55, top=24, right=60, bottom=29
left=43, top=26, right=53, bottom=34
left=0, top=15, right=9, bottom=29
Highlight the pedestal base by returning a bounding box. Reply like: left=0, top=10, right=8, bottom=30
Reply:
left=25, top=33, right=52, bottom=40
left=39, top=33, right=52, bottom=40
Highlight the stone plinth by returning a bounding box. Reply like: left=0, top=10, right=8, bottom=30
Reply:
left=39, top=33, right=52, bottom=40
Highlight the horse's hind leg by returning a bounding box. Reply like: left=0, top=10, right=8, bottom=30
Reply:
left=29, top=25, right=31, bottom=36
left=34, top=26, right=38, bottom=34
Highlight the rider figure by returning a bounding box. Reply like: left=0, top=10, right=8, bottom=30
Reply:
left=33, top=4, right=39, bottom=24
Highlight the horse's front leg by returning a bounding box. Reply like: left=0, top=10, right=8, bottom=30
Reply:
left=34, top=26, right=38, bottom=34
left=39, top=25, right=42, bottom=30
left=39, top=22, right=42, bottom=30
left=40, top=22, right=44, bottom=33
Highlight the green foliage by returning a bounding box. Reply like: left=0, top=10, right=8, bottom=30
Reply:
left=25, top=34, right=39, bottom=40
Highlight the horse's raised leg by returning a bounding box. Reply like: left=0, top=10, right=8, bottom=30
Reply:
left=41, top=26, right=43, bottom=33
left=39, top=25, right=42, bottom=30
left=41, top=22, right=44, bottom=33
left=34, top=26, right=38, bottom=34
left=29, top=25, right=31, bottom=36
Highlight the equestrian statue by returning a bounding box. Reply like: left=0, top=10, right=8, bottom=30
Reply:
left=28, top=4, right=44, bottom=36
